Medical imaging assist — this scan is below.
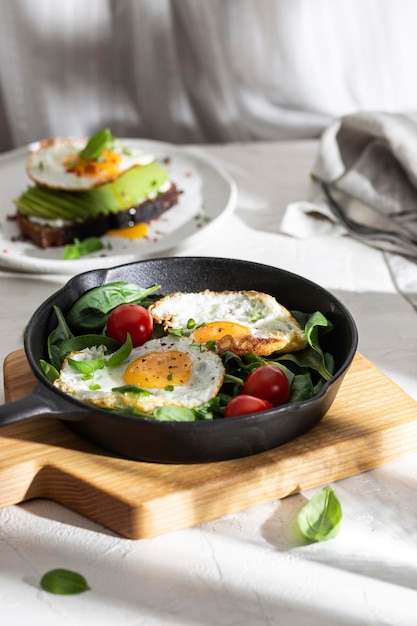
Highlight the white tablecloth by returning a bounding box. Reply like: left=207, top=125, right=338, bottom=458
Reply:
left=1, top=140, right=417, bottom=625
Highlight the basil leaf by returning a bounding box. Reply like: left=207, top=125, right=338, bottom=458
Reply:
left=40, top=568, right=90, bottom=595
left=112, top=384, right=152, bottom=396
left=153, top=405, right=196, bottom=422
left=297, top=486, right=342, bottom=542
left=48, top=306, right=74, bottom=370
left=68, top=354, right=105, bottom=375
left=66, top=282, right=161, bottom=332
left=63, top=237, right=104, bottom=260
left=39, top=359, right=60, bottom=383
left=78, top=128, right=113, bottom=160
left=106, top=333, right=132, bottom=367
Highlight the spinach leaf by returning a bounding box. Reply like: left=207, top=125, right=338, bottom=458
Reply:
left=283, top=311, right=335, bottom=381
left=62, top=236, right=105, bottom=260
left=60, top=334, right=120, bottom=360
left=153, top=405, right=196, bottom=422
left=106, top=333, right=132, bottom=367
left=39, top=359, right=60, bottom=383
left=66, top=282, right=161, bottom=332
left=297, top=486, right=342, bottom=542
left=48, top=306, right=74, bottom=370
left=278, top=346, right=334, bottom=382
left=192, top=396, right=220, bottom=420
left=40, top=568, right=90, bottom=595
left=304, top=311, right=334, bottom=378
left=289, top=372, right=314, bottom=403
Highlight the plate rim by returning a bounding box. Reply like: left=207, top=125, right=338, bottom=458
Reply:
left=0, top=138, right=237, bottom=274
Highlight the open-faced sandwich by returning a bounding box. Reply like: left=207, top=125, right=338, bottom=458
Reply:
left=14, top=129, right=180, bottom=249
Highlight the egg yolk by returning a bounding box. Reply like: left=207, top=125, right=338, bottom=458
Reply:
left=123, top=350, right=193, bottom=389
left=64, top=149, right=122, bottom=180
left=106, top=221, right=148, bottom=240
left=192, top=321, right=250, bottom=343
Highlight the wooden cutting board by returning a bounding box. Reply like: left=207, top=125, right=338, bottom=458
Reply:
left=1, top=349, right=417, bottom=539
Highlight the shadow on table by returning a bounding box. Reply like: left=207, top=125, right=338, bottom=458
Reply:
left=0, top=498, right=382, bottom=626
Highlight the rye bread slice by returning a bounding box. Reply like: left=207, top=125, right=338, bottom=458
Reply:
left=17, top=183, right=180, bottom=249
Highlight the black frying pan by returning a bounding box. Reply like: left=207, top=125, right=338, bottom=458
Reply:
left=0, top=257, right=358, bottom=463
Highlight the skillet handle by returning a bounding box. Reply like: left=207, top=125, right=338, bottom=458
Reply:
left=0, top=384, right=82, bottom=427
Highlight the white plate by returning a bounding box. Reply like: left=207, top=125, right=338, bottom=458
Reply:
left=0, top=139, right=237, bottom=274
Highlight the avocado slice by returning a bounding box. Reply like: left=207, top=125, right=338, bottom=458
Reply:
left=15, top=161, right=169, bottom=220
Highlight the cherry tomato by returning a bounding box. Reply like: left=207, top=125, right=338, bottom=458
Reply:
left=106, top=303, right=153, bottom=347
left=240, top=364, right=290, bottom=406
left=224, top=395, right=273, bottom=418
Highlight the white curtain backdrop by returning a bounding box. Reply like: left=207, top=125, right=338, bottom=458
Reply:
left=0, top=0, right=416, bottom=151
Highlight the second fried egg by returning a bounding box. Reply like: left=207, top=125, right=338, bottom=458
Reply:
left=149, top=290, right=307, bottom=356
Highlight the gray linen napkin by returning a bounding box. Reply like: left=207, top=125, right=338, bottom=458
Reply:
left=311, top=111, right=417, bottom=258
left=281, top=111, right=417, bottom=310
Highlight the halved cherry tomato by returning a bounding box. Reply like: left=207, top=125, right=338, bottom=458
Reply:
left=240, top=364, right=290, bottom=406
left=106, top=303, right=153, bottom=347
left=224, top=394, right=273, bottom=418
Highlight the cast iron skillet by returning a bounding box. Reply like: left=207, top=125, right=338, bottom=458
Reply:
left=0, top=257, right=358, bottom=463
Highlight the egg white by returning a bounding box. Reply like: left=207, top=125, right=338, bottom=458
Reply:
left=54, top=336, right=225, bottom=414
left=149, top=290, right=306, bottom=356
left=27, top=137, right=154, bottom=191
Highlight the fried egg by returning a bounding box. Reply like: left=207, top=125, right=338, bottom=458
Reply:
left=149, top=290, right=306, bottom=356
left=27, top=138, right=154, bottom=191
left=54, top=336, right=225, bottom=414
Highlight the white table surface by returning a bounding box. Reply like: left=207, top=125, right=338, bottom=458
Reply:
left=1, top=140, right=417, bottom=625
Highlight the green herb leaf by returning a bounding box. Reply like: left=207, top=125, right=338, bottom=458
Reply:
left=297, top=486, right=342, bottom=542
left=47, top=306, right=74, bottom=370
left=106, top=333, right=133, bottom=367
left=112, top=384, right=152, bottom=396
left=153, top=405, right=196, bottom=422
left=278, top=347, right=334, bottom=382
left=40, top=568, right=91, bottom=595
left=63, top=237, right=104, bottom=260
left=67, top=354, right=105, bottom=375
left=304, top=311, right=334, bottom=379
left=59, top=334, right=121, bottom=360
left=288, top=372, right=314, bottom=403
left=168, top=319, right=204, bottom=337
left=78, top=128, right=113, bottom=160
left=39, top=359, right=60, bottom=383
